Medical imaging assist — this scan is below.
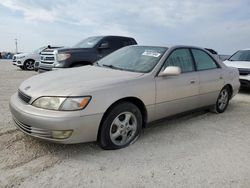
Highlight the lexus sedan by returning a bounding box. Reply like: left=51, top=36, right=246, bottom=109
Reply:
left=10, top=45, right=240, bottom=150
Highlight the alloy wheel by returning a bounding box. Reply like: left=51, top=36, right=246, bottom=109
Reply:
left=109, top=112, right=137, bottom=146
left=217, top=88, right=229, bottom=111
left=25, top=60, right=34, bottom=70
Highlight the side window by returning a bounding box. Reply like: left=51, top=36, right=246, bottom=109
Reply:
left=107, top=38, right=123, bottom=50
left=192, top=49, right=218, bottom=71
left=122, top=39, right=134, bottom=46
left=162, top=49, right=194, bottom=73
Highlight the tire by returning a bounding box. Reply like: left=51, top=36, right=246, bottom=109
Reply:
left=20, top=66, right=25, bottom=70
left=24, top=60, right=35, bottom=70
left=211, top=86, right=230, bottom=113
left=99, top=102, right=143, bottom=150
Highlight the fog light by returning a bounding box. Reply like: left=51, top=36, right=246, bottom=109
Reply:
left=52, top=130, right=73, bottom=139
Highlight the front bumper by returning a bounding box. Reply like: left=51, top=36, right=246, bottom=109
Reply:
left=9, top=93, right=103, bottom=144
left=16, top=60, right=24, bottom=67
left=239, top=75, right=250, bottom=88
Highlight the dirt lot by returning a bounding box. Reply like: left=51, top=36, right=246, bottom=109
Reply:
left=0, top=59, right=250, bottom=188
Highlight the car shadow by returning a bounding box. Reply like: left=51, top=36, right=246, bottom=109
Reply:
left=239, top=87, right=250, bottom=94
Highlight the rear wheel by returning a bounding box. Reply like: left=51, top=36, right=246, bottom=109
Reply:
left=99, top=102, right=142, bottom=150
left=24, top=60, right=35, bottom=70
left=211, top=86, right=230, bottom=113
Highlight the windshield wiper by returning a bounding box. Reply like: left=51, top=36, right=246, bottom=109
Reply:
left=94, top=61, right=101, bottom=66
left=102, top=64, right=121, bottom=70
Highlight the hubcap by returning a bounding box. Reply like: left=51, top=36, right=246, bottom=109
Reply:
left=218, top=89, right=229, bottom=110
left=26, top=61, right=34, bottom=70
left=110, top=112, right=137, bottom=146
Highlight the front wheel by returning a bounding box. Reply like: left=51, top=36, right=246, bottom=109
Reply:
left=211, top=86, right=230, bottom=113
left=99, top=102, right=142, bottom=150
left=24, top=60, right=35, bottom=70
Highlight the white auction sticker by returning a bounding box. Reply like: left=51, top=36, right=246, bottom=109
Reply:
left=142, top=51, right=161, bottom=57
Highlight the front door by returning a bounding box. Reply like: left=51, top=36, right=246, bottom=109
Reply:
left=155, top=48, right=199, bottom=120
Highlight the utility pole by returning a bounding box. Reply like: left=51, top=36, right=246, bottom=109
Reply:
left=15, top=38, right=18, bottom=54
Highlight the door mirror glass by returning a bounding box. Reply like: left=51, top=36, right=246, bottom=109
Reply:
left=159, top=66, right=181, bottom=77
left=99, top=42, right=109, bottom=49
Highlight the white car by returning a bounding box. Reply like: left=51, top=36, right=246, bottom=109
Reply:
left=12, top=46, right=47, bottom=70
left=224, top=49, right=250, bottom=88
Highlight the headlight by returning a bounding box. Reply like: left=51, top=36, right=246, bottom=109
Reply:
left=57, top=53, right=71, bottom=61
left=32, top=96, right=91, bottom=111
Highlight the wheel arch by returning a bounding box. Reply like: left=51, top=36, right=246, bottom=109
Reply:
left=97, top=97, right=148, bottom=141
left=24, top=58, right=35, bottom=63
left=224, top=84, right=233, bottom=99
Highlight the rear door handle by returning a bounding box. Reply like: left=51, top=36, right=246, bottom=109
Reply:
left=190, top=80, right=196, bottom=84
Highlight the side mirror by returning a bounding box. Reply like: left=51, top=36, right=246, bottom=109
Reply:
left=99, top=42, right=109, bottom=49
left=158, top=66, right=181, bottom=77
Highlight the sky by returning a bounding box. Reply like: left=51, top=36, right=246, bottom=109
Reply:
left=0, top=0, right=250, bottom=54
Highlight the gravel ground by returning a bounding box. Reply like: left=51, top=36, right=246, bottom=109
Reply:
left=0, top=59, right=250, bottom=188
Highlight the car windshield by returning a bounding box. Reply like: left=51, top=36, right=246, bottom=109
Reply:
left=73, top=36, right=103, bottom=48
left=97, top=46, right=167, bottom=73
left=229, top=50, right=250, bottom=61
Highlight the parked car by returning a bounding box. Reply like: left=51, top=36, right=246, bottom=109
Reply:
left=34, top=46, right=63, bottom=71
left=10, top=45, right=240, bottom=150
left=12, top=46, right=47, bottom=70
left=38, top=35, right=137, bottom=72
left=223, top=49, right=250, bottom=88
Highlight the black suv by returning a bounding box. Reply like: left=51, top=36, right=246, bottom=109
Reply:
left=39, top=36, right=137, bottom=72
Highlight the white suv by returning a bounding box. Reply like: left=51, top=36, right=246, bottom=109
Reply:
left=12, top=46, right=47, bottom=70
left=224, top=49, right=250, bottom=88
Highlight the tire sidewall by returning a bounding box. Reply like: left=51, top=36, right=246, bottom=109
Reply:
left=99, top=102, right=142, bottom=150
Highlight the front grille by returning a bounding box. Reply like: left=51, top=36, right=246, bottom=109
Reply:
left=45, top=56, right=55, bottom=61
left=238, top=68, right=250, bottom=76
left=13, top=118, right=53, bottom=139
left=40, top=52, right=55, bottom=65
left=18, top=90, right=31, bottom=103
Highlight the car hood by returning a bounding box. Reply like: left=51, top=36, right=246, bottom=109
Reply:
left=15, top=53, right=29, bottom=57
left=223, top=60, right=250, bottom=69
left=19, top=66, right=144, bottom=98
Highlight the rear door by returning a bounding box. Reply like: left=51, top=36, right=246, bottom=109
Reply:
left=191, top=49, right=224, bottom=107
left=155, top=48, right=199, bottom=120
